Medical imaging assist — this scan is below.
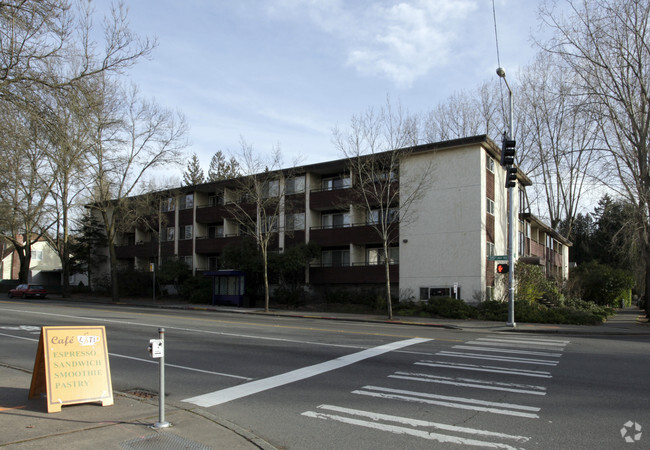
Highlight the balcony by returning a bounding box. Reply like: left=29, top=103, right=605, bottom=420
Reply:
left=195, top=235, right=242, bottom=254
left=309, top=187, right=356, bottom=210
left=196, top=204, right=229, bottom=223
left=310, top=263, right=398, bottom=285
left=310, top=223, right=397, bottom=246
left=115, top=242, right=158, bottom=259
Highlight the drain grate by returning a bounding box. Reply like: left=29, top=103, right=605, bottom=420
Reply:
left=124, top=389, right=158, bottom=399
left=120, top=432, right=212, bottom=449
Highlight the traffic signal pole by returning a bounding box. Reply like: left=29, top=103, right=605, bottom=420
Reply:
left=498, top=67, right=516, bottom=328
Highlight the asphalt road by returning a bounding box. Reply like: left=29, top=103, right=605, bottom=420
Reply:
left=1, top=299, right=649, bottom=449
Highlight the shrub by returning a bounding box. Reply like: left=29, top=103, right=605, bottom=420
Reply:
left=425, top=297, right=476, bottom=319
left=180, top=276, right=212, bottom=303
left=571, top=261, right=635, bottom=307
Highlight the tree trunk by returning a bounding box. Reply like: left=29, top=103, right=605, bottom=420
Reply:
left=262, top=246, right=270, bottom=312
left=109, top=241, right=119, bottom=302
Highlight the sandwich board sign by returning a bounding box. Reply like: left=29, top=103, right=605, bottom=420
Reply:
left=29, top=326, right=114, bottom=413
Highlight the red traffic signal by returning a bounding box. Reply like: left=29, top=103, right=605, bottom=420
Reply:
left=496, top=263, right=509, bottom=274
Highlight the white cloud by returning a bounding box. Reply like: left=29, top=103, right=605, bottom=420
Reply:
left=267, top=0, right=478, bottom=88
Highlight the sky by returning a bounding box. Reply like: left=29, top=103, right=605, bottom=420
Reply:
left=95, top=0, right=547, bottom=179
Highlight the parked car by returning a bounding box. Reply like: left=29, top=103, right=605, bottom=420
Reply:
left=8, top=284, right=47, bottom=299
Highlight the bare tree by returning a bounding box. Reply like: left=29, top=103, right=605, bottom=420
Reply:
left=0, top=1, right=155, bottom=101
left=0, top=100, right=56, bottom=282
left=539, top=0, right=650, bottom=314
left=333, top=99, right=431, bottom=319
left=518, top=53, right=600, bottom=236
left=85, top=80, right=188, bottom=301
left=423, top=81, right=503, bottom=144
left=226, top=139, right=285, bottom=312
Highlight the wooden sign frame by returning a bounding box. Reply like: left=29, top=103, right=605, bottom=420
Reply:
left=29, top=326, right=114, bottom=413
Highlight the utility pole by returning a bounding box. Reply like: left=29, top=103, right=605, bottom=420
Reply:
left=497, top=67, right=516, bottom=328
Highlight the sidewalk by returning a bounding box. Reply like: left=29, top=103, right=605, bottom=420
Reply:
left=117, top=298, right=649, bottom=336
left=0, top=363, right=276, bottom=449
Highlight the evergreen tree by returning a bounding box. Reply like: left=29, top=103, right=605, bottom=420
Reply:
left=70, top=212, right=107, bottom=291
left=183, top=153, right=205, bottom=186
left=207, top=150, right=241, bottom=181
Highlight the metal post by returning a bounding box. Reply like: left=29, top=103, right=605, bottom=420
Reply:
left=154, top=327, right=170, bottom=428
left=498, top=67, right=516, bottom=328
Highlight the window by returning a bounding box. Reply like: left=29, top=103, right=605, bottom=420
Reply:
left=181, top=225, right=193, bottom=240
left=208, top=256, right=218, bottom=270
left=164, top=227, right=175, bottom=241
left=367, top=247, right=399, bottom=265
left=263, top=216, right=278, bottom=233
left=373, top=170, right=397, bottom=182
left=368, top=208, right=398, bottom=225
left=285, top=212, right=305, bottom=231
left=487, top=198, right=495, bottom=215
left=208, top=224, right=224, bottom=238
left=208, top=192, right=224, bottom=206
left=321, top=249, right=350, bottom=267
left=262, top=180, right=280, bottom=198
left=180, top=256, right=192, bottom=268
left=286, top=176, right=305, bottom=195
left=179, top=194, right=194, bottom=210
left=322, top=212, right=350, bottom=228
left=322, top=176, right=350, bottom=191
left=419, top=288, right=430, bottom=300
left=486, top=154, right=495, bottom=173
left=487, top=242, right=495, bottom=258
left=161, top=197, right=175, bottom=212
left=32, top=250, right=43, bottom=261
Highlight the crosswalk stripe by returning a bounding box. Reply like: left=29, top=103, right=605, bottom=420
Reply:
left=354, top=386, right=540, bottom=418
left=415, top=360, right=553, bottom=377
left=301, top=405, right=530, bottom=448
left=390, top=372, right=547, bottom=395
left=454, top=345, right=563, bottom=358
left=477, top=337, right=568, bottom=347
left=436, top=351, right=559, bottom=366
left=182, top=337, right=431, bottom=407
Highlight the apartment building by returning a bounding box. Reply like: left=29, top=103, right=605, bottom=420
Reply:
left=106, top=135, right=570, bottom=304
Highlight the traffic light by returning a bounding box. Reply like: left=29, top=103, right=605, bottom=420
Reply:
left=505, top=166, right=518, bottom=188
left=496, top=263, right=509, bottom=274
left=500, top=138, right=516, bottom=166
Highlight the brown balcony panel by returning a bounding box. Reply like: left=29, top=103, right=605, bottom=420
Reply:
left=195, top=236, right=242, bottom=254
left=309, top=189, right=353, bottom=210
left=178, top=209, right=193, bottom=225
left=310, top=225, right=395, bottom=246
left=284, top=230, right=306, bottom=247
left=116, top=244, right=158, bottom=259
left=310, top=264, right=398, bottom=285
left=178, top=239, right=193, bottom=255
left=160, top=241, right=174, bottom=256
left=196, top=205, right=228, bottom=223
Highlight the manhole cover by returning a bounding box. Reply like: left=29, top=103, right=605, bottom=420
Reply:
left=121, top=432, right=211, bottom=449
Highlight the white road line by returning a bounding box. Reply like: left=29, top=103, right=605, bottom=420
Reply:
left=390, top=372, right=547, bottom=395
left=454, top=345, right=563, bottom=358
left=495, top=335, right=570, bottom=344
left=477, top=337, right=568, bottom=346
left=182, top=338, right=431, bottom=407
left=353, top=386, right=540, bottom=418
left=308, top=405, right=530, bottom=442
left=302, top=405, right=529, bottom=448
left=0, top=331, right=251, bottom=380
left=110, top=353, right=252, bottom=380
left=415, top=360, right=552, bottom=378
left=436, top=351, right=559, bottom=366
